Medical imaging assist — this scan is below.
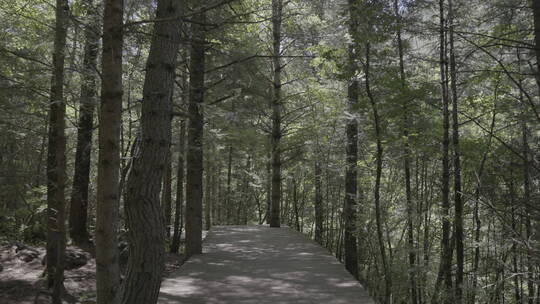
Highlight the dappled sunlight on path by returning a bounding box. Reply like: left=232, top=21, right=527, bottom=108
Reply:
left=158, top=226, right=373, bottom=304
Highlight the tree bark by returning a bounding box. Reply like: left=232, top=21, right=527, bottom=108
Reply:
left=292, top=177, right=300, bottom=231
left=163, top=154, right=173, bottom=238
left=522, top=112, right=534, bottom=304
left=366, top=42, right=391, bottom=304
left=314, top=160, right=324, bottom=245
left=512, top=198, right=522, bottom=304
left=470, top=94, right=497, bottom=304
left=204, top=149, right=212, bottom=230
left=266, top=152, right=271, bottom=224
left=171, top=120, right=186, bottom=254
left=171, top=20, right=188, bottom=251
left=438, top=1, right=453, bottom=303
left=448, top=1, right=464, bottom=302
left=122, top=0, right=182, bottom=302
left=185, top=3, right=206, bottom=256
left=343, top=0, right=360, bottom=279
left=46, top=1, right=69, bottom=302
left=532, top=0, right=540, bottom=93
left=69, top=0, right=100, bottom=246
left=393, top=1, right=417, bottom=302
left=225, top=146, right=233, bottom=224
left=269, top=0, right=283, bottom=228
left=96, top=0, right=123, bottom=303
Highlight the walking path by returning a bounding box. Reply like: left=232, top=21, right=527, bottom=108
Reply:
left=158, top=226, right=374, bottom=304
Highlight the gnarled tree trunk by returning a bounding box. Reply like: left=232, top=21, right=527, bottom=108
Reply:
left=122, top=0, right=182, bottom=302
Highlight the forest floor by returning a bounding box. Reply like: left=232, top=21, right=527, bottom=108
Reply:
left=158, top=226, right=374, bottom=304
left=0, top=243, right=97, bottom=304
left=0, top=238, right=197, bottom=304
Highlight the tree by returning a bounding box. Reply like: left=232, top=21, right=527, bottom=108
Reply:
left=365, top=42, right=391, bottom=304
left=314, top=160, right=324, bottom=245
left=163, top=153, right=173, bottom=238
left=69, top=0, right=100, bottom=247
left=95, top=0, right=123, bottom=302
left=185, top=0, right=207, bottom=256
left=437, top=1, right=453, bottom=302
left=343, top=0, right=360, bottom=279
left=269, top=0, right=283, bottom=228
left=122, top=0, right=183, bottom=302
left=393, top=0, right=417, bottom=302
left=448, top=0, right=464, bottom=302
left=532, top=0, right=540, bottom=95
left=225, top=146, right=233, bottom=224
left=46, top=0, right=69, bottom=302
left=171, top=120, right=186, bottom=254
left=204, top=144, right=213, bottom=230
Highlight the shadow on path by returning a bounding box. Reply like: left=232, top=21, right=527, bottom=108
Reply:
left=158, top=226, right=373, bottom=304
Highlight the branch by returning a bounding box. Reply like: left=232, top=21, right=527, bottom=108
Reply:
left=458, top=33, right=540, bottom=124
left=208, top=94, right=236, bottom=105
left=459, top=110, right=540, bottom=172
left=124, top=0, right=239, bottom=28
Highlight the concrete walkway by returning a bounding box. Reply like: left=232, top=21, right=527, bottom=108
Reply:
left=158, top=226, right=374, bottom=304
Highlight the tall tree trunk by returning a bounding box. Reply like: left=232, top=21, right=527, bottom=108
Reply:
left=522, top=113, right=534, bottom=304
left=204, top=148, right=212, bottom=231
left=516, top=47, right=535, bottom=304
left=96, top=0, right=123, bottom=303
left=185, top=3, right=206, bottom=256
left=470, top=95, right=497, bottom=304
left=46, top=1, right=69, bottom=302
left=122, top=0, right=182, bottom=302
left=171, top=20, right=188, bottom=247
left=512, top=200, right=522, bottom=304
left=171, top=120, right=186, bottom=253
left=163, top=154, right=173, bottom=238
left=314, top=160, right=324, bottom=245
left=343, top=0, right=359, bottom=279
left=36, top=132, right=47, bottom=187
left=529, top=7, right=540, bottom=303
left=366, top=42, right=391, bottom=304
left=269, top=0, right=283, bottom=228
left=243, top=155, right=252, bottom=225
left=299, top=178, right=307, bottom=233
left=532, top=0, right=540, bottom=93
left=225, top=146, right=233, bottom=225
left=69, top=0, right=100, bottom=246
left=393, top=1, right=417, bottom=302
left=213, top=164, right=221, bottom=225
left=266, top=152, right=271, bottom=224
left=292, top=177, right=300, bottom=231
left=438, top=1, right=453, bottom=303
left=448, top=1, right=464, bottom=302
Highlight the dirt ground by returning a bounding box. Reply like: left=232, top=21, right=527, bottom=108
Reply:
left=0, top=243, right=184, bottom=304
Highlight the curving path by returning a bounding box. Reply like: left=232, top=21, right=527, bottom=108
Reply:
left=158, top=225, right=374, bottom=304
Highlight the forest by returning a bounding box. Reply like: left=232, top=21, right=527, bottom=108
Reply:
left=0, top=0, right=539, bottom=303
